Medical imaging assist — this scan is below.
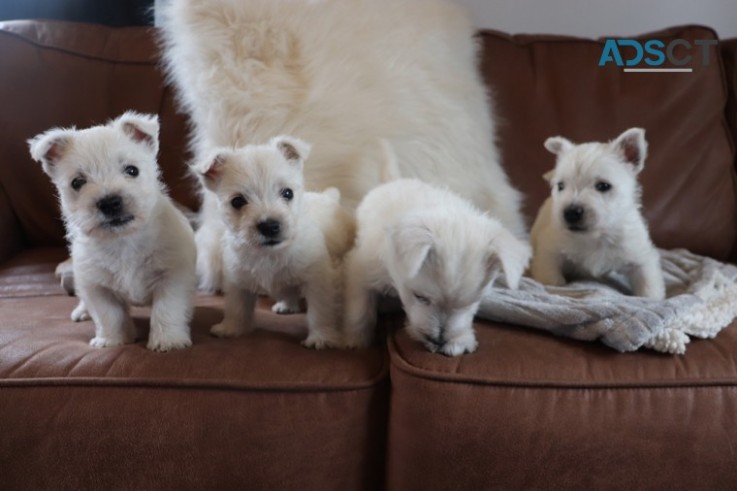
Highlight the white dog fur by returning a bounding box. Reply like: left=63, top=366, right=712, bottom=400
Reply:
left=344, top=178, right=531, bottom=356
left=158, top=0, right=525, bottom=292
left=195, top=136, right=354, bottom=349
left=28, top=112, right=197, bottom=351
left=530, top=128, right=665, bottom=300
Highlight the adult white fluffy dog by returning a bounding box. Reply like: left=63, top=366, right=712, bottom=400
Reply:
left=158, top=0, right=525, bottom=291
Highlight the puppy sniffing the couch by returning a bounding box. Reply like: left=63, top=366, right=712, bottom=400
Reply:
left=343, top=179, right=531, bottom=356
left=28, top=112, right=197, bottom=351
left=195, top=136, right=354, bottom=349
left=530, top=128, right=665, bottom=300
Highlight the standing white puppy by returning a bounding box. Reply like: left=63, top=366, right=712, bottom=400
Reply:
left=195, top=136, right=354, bottom=349
left=530, top=128, right=665, bottom=300
left=344, top=179, right=531, bottom=356
left=28, top=112, right=196, bottom=351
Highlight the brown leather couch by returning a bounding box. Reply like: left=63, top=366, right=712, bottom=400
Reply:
left=1, top=20, right=736, bottom=490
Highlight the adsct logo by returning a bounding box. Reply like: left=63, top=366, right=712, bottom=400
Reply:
left=599, top=38, right=717, bottom=72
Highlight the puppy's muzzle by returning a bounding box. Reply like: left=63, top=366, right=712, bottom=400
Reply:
left=97, top=194, right=134, bottom=228
left=257, top=218, right=282, bottom=246
left=563, top=204, right=586, bottom=232
left=97, top=195, right=124, bottom=217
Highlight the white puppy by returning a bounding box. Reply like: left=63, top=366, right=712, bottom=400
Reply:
left=158, top=0, right=526, bottom=292
left=344, top=179, right=531, bottom=356
left=530, top=128, right=665, bottom=300
left=28, top=112, right=197, bottom=351
left=195, top=136, right=354, bottom=349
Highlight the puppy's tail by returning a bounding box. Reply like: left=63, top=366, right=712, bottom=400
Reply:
left=379, top=138, right=401, bottom=184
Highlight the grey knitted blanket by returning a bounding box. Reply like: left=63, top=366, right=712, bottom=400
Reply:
left=477, top=249, right=737, bottom=354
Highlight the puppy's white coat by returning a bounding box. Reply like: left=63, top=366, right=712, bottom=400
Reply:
left=196, top=137, right=354, bottom=349
left=344, top=179, right=531, bottom=356
left=158, top=0, right=525, bottom=292
left=28, top=112, right=197, bottom=351
left=530, top=128, right=665, bottom=300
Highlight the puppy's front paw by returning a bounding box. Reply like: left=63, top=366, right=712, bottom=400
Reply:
left=439, top=334, right=478, bottom=357
left=147, top=332, right=192, bottom=352
left=301, top=332, right=341, bottom=350
left=210, top=322, right=243, bottom=339
left=71, top=303, right=90, bottom=322
left=89, top=336, right=127, bottom=348
left=272, top=300, right=302, bottom=315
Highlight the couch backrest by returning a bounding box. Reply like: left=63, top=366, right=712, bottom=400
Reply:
left=0, top=20, right=735, bottom=261
left=0, top=20, right=193, bottom=249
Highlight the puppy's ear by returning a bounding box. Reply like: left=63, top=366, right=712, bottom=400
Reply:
left=612, top=127, right=647, bottom=174
left=28, top=128, right=73, bottom=177
left=114, top=111, right=160, bottom=154
left=544, top=136, right=573, bottom=155
left=388, top=219, right=433, bottom=280
left=485, top=224, right=531, bottom=290
left=270, top=135, right=311, bottom=165
left=194, top=150, right=230, bottom=191
left=542, top=169, right=555, bottom=182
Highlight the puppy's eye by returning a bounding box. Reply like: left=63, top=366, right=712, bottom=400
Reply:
left=124, top=165, right=139, bottom=178
left=230, top=195, right=247, bottom=210
left=71, top=176, right=86, bottom=191
left=413, top=293, right=431, bottom=305
left=595, top=181, right=612, bottom=192
left=281, top=188, right=294, bottom=201
left=557, top=182, right=565, bottom=192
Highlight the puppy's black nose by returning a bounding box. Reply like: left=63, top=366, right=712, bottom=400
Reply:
left=563, top=205, right=584, bottom=225
left=257, top=218, right=281, bottom=238
left=96, top=195, right=124, bottom=217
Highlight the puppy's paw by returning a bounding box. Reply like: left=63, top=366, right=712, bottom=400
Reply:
left=645, top=329, right=688, bottom=355
left=210, top=322, right=243, bottom=339
left=89, top=336, right=127, bottom=348
left=439, top=335, right=478, bottom=357
left=272, top=300, right=303, bottom=315
left=71, top=303, right=90, bottom=322
left=147, top=332, right=192, bottom=352
left=301, top=332, right=341, bottom=350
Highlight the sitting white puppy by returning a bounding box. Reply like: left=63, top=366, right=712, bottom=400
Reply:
left=28, top=112, right=196, bottom=351
left=530, top=127, right=665, bottom=300
left=343, top=178, right=531, bottom=356
left=195, top=136, right=354, bottom=349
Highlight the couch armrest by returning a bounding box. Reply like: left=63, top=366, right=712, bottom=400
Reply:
left=0, top=182, right=26, bottom=263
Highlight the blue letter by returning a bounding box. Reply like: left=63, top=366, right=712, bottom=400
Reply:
left=599, top=39, right=623, bottom=66
left=644, top=39, right=666, bottom=66
left=617, top=39, right=644, bottom=67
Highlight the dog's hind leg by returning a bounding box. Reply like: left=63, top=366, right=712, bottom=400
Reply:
left=302, top=261, right=342, bottom=349
left=342, top=250, right=378, bottom=349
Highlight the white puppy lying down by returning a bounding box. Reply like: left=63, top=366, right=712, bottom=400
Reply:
left=343, top=178, right=531, bottom=356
